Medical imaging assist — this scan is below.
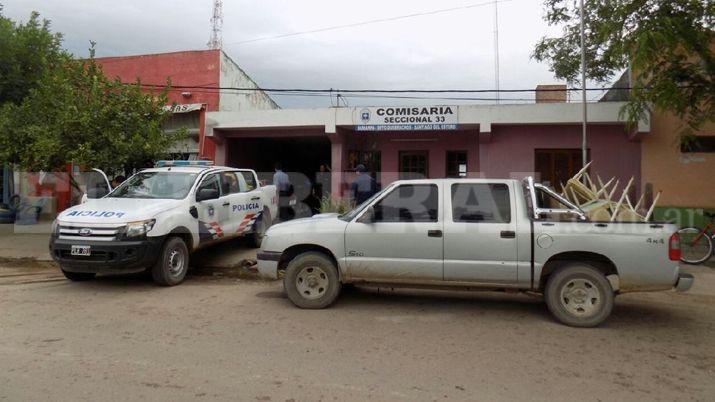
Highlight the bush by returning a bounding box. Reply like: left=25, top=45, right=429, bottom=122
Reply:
left=319, top=196, right=351, bottom=214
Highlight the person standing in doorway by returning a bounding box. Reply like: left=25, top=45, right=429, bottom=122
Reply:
left=350, top=164, right=377, bottom=205
left=273, top=162, right=294, bottom=221
left=315, top=163, right=331, bottom=199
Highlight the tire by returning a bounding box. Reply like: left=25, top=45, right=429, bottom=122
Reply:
left=61, top=268, right=96, bottom=281
left=151, top=237, right=189, bottom=286
left=248, top=208, right=271, bottom=248
left=283, top=252, right=341, bottom=309
left=544, top=264, right=614, bottom=328
left=678, top=227, right=713, bottom=265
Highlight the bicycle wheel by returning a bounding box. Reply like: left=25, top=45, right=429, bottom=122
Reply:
left=678, top=227, right=713, bottom=264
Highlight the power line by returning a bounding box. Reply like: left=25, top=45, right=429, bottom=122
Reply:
left=133, top=82, right=692, bottom=94
left=156, top=86, right=536, bottom=101
left=223, top=0, right=514, bottom=47
left=154, top=86, right=612, bottom=103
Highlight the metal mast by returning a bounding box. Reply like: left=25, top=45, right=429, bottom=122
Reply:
left=580, top=0, right=588, bottom=169
left=207, top=0, right=223, bottom=49
left=493, top=0, right=501, bottom=104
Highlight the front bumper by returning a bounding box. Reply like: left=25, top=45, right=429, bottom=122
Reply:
left=257, top=250, right=281, bottom=279
left=49, top=235, right=165, bottom=274
left=675, top=273, right=694, bottom=292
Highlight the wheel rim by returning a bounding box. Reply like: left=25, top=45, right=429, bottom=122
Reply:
left=167, top=248, right=185, bottom=276
left=559, top=278, right=601, bottom=317
left=678, top=228, right=712, bottom=263
left=295, top=265, right=329, bottom=300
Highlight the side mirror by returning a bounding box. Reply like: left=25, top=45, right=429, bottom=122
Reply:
left=357, top=206, right=375, bottom=224
left=196, top=188, right=219, bottom=202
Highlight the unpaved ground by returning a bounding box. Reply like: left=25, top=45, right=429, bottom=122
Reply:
left=1, top=263, right=714, bottom=401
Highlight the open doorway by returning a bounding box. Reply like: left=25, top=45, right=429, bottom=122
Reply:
left=226, top=135, right=332, bottom=215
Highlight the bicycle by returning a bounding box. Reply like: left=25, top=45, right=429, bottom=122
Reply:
left=678, top=211, right=715, bottom=264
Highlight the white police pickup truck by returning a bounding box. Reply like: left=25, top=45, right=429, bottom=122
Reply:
left=50, top=161, right=277, bottom=286
left=258, top=177, right=692, bottom=327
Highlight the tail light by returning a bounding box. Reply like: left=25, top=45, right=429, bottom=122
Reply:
left=669, top=233, right=681, bottom=261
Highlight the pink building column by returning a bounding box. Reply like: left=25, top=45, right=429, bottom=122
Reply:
left=328, top=131, right=346, bottom=199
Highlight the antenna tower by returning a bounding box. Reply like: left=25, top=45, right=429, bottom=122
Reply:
left=207, top=0, right=223, bottom=49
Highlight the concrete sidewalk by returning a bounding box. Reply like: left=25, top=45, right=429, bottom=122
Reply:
left=0, top=224, right=258, bottom=273
left=0, top=224, right=53, bottom=261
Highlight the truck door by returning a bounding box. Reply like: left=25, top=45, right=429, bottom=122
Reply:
left=236, top=170, right=269, bottom=232
left=443, top=181, right=518, bottom=284
left=196, top=173, right=230, bottom=244
left=220, top=171, right=259, bottom=236
left=345, top=183, right=443, bottom=281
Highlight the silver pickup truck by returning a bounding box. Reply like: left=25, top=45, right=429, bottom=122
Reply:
left=257, top=178, right=693, bottom=327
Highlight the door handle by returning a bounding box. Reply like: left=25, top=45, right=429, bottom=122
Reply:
left=222, top=202, right=230, bottom=207
left=250, top=196, right=260, bottom=201
left=427, top=230, right=442, bottom=238
left=500, top=230, right=516, bottom=239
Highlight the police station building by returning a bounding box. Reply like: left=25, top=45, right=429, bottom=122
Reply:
left=204, top=97, right=647, bottom=200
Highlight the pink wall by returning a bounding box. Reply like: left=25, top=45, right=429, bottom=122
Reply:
left=480, top=124, right=641, bottom=193
left=343, top=129, right=480, bottom=185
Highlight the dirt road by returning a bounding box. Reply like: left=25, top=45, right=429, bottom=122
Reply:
left=1, top=264, right=714, bottom=401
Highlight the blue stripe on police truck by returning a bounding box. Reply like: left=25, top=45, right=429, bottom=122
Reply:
left=65, top=210, right=126, bottom=218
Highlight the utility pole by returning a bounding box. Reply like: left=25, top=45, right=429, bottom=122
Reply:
left=580, top=0, right=588, bottom=170
left=493, top=1, right=501, bottom=104
left=207, top=0, right=223, bottom=50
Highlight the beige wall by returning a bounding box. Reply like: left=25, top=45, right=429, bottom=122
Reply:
left=641, top=112, right=715, bottom=208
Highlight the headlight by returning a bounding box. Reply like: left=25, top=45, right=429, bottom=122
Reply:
left=125, top=219, right=156, bottom=238
left=51, top=219, right=59, bottom=236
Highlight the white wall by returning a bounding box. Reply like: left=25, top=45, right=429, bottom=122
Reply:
left=219, top=51, right=280, bottom=112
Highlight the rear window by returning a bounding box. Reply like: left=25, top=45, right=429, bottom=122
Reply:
left=451, top=183, right=511, bottom=223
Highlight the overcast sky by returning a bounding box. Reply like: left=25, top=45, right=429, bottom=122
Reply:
left=2, top=0, right=602, bottom=108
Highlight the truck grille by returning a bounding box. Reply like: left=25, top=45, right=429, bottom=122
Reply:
left=58, top=224, right=125, bottom=242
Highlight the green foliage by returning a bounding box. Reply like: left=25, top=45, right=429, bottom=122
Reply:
left=533, top=0, right=715, bottom=139
left=319, top=195, right=351, bottom=214
left=0, top=7, right=64, bottom=105
left=0, top=10, right=185, bottom=174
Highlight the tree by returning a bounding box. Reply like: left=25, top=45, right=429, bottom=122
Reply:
left=0, top=11, right=185, bottom=175
left=0, top=6, right=64, bottom=105
left=533, top=0, right=714, bottom=142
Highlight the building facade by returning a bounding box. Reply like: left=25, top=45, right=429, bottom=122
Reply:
left=96, top=49, right=278, bottom=160
left=602, top=69, right=715, bottom=227
left=205, top=100, right=644, bottom=201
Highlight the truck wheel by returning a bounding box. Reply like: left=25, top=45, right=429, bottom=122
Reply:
left=248, top=208, right=271, bottom=248
left=544, top=264, right=614, bottom=327
left=61, top=268, right=95, bottom=281
left=284, top=252, right=341, bottom=309
left=151, top=237, right=189, bottom=286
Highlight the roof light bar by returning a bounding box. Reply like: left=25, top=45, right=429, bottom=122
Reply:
left=155, top=160, right=214, bottom=168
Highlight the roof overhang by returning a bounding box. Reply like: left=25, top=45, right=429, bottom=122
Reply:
left=204, top=102, right=649, bottom=138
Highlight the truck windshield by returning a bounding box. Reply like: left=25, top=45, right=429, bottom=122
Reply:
left=338, top=185, right=393, bottom=222
left=107, top=172, right=198, bottom=200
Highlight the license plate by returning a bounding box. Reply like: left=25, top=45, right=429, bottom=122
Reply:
left=70, top=245, right=91, bottom=256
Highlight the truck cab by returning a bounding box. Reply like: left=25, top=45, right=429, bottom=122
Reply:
left=50, top=161, right=277, bottom=286
left=258, top=178, right=691, bottom=327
